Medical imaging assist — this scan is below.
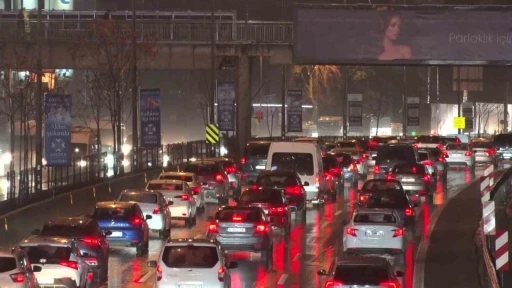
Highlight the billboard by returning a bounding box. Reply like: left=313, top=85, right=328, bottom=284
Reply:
left=217, top=82, right=236, bottom=131
left=287, top=90, right=303, bottom=133
left=140, top=89, right=162, bottom=147
left=407, top=97, right=420, bottom=127
left=294, top=8, right=512, bottom=65
left=348, top=94, right=362, bottom=132
left=44, top=94, right=72, bottom=167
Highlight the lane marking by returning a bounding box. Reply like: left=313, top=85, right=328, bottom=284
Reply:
left=320, top=222, right=329, bottom=229
left=277, top=274, right=288, bottom=285
left=135, top=270, right=155, bottom=283
left=293, top=253, right=301, bottom=261
left=335, top=210, right=343, bottom=216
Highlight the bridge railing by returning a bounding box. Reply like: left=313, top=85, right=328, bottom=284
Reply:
left=0, top=20, right=294, bottom=44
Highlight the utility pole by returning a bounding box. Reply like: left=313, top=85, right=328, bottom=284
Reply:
left=280, top=0, right=286, bottom=139
left=35, top=0, right=43, bottom=194
left=505, top=67, right=509, bottom=133
left=402, top=66, right=407, bottom=136
left=457, top=66, right=462, bottom=134
left=131, top=0, right=139, bottom=170
left=209, top=0, right=216, bottom=125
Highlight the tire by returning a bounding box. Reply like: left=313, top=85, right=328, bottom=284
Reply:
left=136, top=243, right=144, bottom=256
left=185, top=217, right=193, bottom=228
left=261, top=244, right=273, bottom=269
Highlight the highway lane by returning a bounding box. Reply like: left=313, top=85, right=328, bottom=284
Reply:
left=100, top=165, right=487, bottom=288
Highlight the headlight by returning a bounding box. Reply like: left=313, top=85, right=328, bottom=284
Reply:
left=79, top=160, right=87, bottom=167
left=122, top=144, right=132, bottom=155
left=190, top=157, right=197, bottom=162
left=220, top=146, right=228, bottom=156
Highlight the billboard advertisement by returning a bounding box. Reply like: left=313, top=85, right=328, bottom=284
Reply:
left=217, top=82, right=236, bottom=131
left=287, top=90, right=303, bottom=133
left=295, top=8, right=512, bottom=65
left=407, top=97, right=420, bottom=127
left=140, top=89, right=162, bottom=147
left=348, top=94, right=362, bottom=132
left=44, top=94, right=72, bottom=167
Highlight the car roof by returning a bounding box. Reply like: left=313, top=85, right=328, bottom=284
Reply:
left=203, top=157, right=232, bottom=162
left=247, top=141, right=271, bottom=145
left=96, top=201, right=136, bottom=209
left=379, top=143, right=414, bottom=147
left=259, top=170, right=297, bottom=176
left=219, top=206, right=263, bottom=211
left=121, top=190, right=160, bottom=195
left=120, top=189, right=149, bottom=194
left=166, top=238, right=218, bottom=246
left=160, top=172, right=194, bottom=176
left=336, top=255, right=390, bottom=266
left=45, top=216, right=93, bottom=227
left=187, top=160, right=217, bottom=165
left=148, top=179, right=184, bottom=184
left=20, top=236, right=73, bottom=247
left=355, top=208, right=396, bottom=215
left=336, top=139, right=357, bottom=143
left=472, top=138, right=490, bottom=142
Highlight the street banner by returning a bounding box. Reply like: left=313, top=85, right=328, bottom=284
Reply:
left=44, top=94, right=72, bottom=166
left=140, top=89, right=161, bottom=147
left=407, top=97, right=420, bottom=128
left=462, top=102, right=474, bottom=132
left=217, top=82, right=236, bottom=131
left=348, top=94, right=363, bottom=132
left=287, top=90, right=303, bottom=133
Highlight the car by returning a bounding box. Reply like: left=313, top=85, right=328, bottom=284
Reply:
left=241, top=141, right=272, bottom=184
left=249, top=170, right=307, bottom=219
left=117, top=190, right=172, bottom=238
left=28, top=216, right=109, bottom=285
left=19, top=237, right=94, bottom=288
left=418, top=147, right=448, bottom=179
left=317, top=256, right=403, bottom=288
left=293, top=137, right=328, bottom=154
left=374, top=143, right=418, bottom=179
left=417, top=149, right=437, bottom=176
left=0, top=248, right=40, bottom=288
left=322, top=154, right=345, bottom=198
left=445, top=143, right=475, bottom=170
left=147, top=238, right=238, bottom=288
left=335, top=139, right=363, bottom=151
left=183, top=161, right=230, bottom=205
left=328, top=151, right=359, bottom=186
left=235, top=188, right=291, bottom=234
left=358, top=179, right=418, bottom=226
left=146, top=180, right=197, bottom=227
left=331, top=148, right=369, bottom=178
left=365, top=145, right=379, bottom=168
left=440, top=136, right=461, bottom=146
left=387, top=163, right=433, bottom=202
left=343, top=208, right=406, bottom=256
left=471, top=138, right=498, bottom=166
left=158, top=171, right=205, bottom=211
left=91, top=201, right=151, bottom=256
left=494, top=133, right=512, bottom=160
left=204, top=157, right=242, bottom=197
left=325, top=142, right=337, bottom=152
left=206, top=206, right=273, bottom=267
left=369, top=136, right=398, bottom=147
left=416, top=135, right=445, bottom=149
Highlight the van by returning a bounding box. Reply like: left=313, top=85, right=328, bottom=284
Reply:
left=241, top=141, right=271, bottom=184
left=265, top=142, right=327, bottom=207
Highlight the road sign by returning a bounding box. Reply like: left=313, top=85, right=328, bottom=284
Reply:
left=206, top=124, right=220, bottom=144
left=453, top=117, right=466, bottom=129
left=407, top=97, right=420, bottom=128
left=462, top=102, right=474, bottom=132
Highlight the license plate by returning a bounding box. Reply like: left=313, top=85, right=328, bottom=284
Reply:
left=110, top=231, right=122, bottom=237
left=452, top=153, right=461, bottom=156
left=227, top=228, right=245, bottom=232
left=256, top=165, right=265, bottom=170
left=402, top=178, right=414, bottom=182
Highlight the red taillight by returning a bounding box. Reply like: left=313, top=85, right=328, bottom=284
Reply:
left=412, top=167, right=417, bottom=174
left=191, top=186, right=200, bottom=195
left=225, top=166, right=237, bottom=173
left=362, top=153, right=369, bottom=159
left=380, top=280, right=400, bottom=288
left=359, top=194, right=368, bottom=202
left=405, top=207, right=414, bottom=216
left=181, top=195, right=190, bottom=201
left=436, top=144, right=443, bottom=150
left=438, top=157, right=445, bottom=162
left=153, top=207, right=161, bottom=214
left=269, top=206, right=286, bottom=214
left=370, top=140, right=377, bottom=146
left=442, top=151, right=448, bottom=158
left=215, top=174, right=224, bottom=182
left=233, top=216, right=242, bottom=221
left=330, top=167, right=341, bottom=175
left=241, top=157, right=246, bottom=165
left=156, top=265, right=162, bottom=281
left=413, top=143, right=418, bottom=149
left=422, top=160, right=433, bottom=167
left=486, top=149, right=496, bottom=156
left=87, top=272, right=94, bottom=282
left=374, top=165, right=381, bottom=173
left=386, top=174, right=395, bottom=180
left=81, top=237, right=100, bottom=246
left=345, top=226, right=358, bottom=237
left=10, top=272, right=24, bottom=283
left=465, top=151, right=472, bottom=156
left=218, top=266, right=225, bottom=282
left=59, top=260, right=78, bottom=270
left=251, top=185, right=258, bottom=190
left=315, top=175, right=320, bottom=188
left=256, top=224, right=267, bottom=232
left=324, top=172, right=333, bottom=180
left=393, top=227, right=404, bottom=237
left=324, top=280, right=343, bottom=288
left=132, top=217, right=143, bottom=226
left=354, top=159, right=362, bottom=164
left=455, top=137, right=461, bottom=143
left=349, top=163, right=356, bottom=171
left=423, top=174, right=431, bottom=184
left=208, top=223, right=219, bottom=233
left=285, top=185, right=302, bottom=194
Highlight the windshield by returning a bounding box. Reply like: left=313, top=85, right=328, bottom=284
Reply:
left=446, top=143, right=469, bottom=150
left=0, top=257, right=16, bottom=273
left=40, top=225, right=94, bottom=237
left=256, top=174, right=298, bottom=187
left=93, top=207, right=134, bottom=220
left=354, top=213, right=398, bottom=224
left=21, top=246, right=71, bottom=265
left=472, top=141, right=493, bottom=149
left=183, top=164, right=220, bottom=175
left=392, top=164, right=426, bottom=174
left=159, top=175, right=193, bottom=182
left=364, top=191, right=410, bottom=209
left=270, top=153, right=314, bottom=176
left=362, top=180, right=402, bottom=191
left=240, top=190, right=283, bottom=204
left=334, top=264, right=389, bottom=283
left=322, top=157, right=339, bottom=171
left=161, top=246, right=219, bottom=269
left=119, top=193, right=157, bottom=203
left=417, top=136, right=441, bottom=143
left=147, top=183, right=182, bottom=191
left=216, top=209, right=263, bottom=223
left=418, top=152, right=429, bottom=162
left=244, top=143, right=271, bottom=159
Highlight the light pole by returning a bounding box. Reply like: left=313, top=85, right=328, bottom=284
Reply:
left=35, top=0, right=43, bottom=194
left=210, top=0, right=216, bottom=125
left=131, top=0, right=139, bottom=170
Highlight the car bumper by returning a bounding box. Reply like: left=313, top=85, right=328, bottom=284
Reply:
left=285, top=195, right=305, bottom=210
left=104, top=230, right=144, bottom=246
left=208, top=235, right=269, bottom=251
left=146, top=214, right=166, bottom=230
left=267, top=215, right=288, bottom=227
left=343, top=237, right=405, bottom=253
left=38, top=277, right=79, bottom=288
left=446, top=158, right=473, bottom=166
left=169, top=206, right=191, bottom=218
left=475, top=156, right=494, bottom=163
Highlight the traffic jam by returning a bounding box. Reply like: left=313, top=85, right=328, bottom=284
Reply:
left=0, top=135, right=502, bottom=288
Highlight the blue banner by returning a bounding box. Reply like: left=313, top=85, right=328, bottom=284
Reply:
left=217, top=82, right=236, bottom=131
left=287, top=90, right=303, bottom=133
left=44, top=94, right=72, bottom=167
left=140, top=89, right=161, bottom=147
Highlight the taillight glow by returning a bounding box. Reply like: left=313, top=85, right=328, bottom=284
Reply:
left=181, top=195, right=190, bottom=201
left=215, top=174, right=224, bottom=182
left=152, top=207, right=161, bottom=214
left=393, top=227, right=404, bottom=237
left=10, top=273, right=24, bottom=283
left=436, top=144, right=443, bottom=150
left=232, top=216, right=242, bottom=221
left=374, top=165, right=381, bottom=173
left=413, top=143, right=418, bottom=149
left=405, top=207, right=414, bottom=216
left=225, top=166, right=237, bottom=173
left=156, top=265, right=162, bottom=281
left=241, top=157, right=246, bottom=165
left=324, top=280, right=342, bottom=288
left=386, top=174, right=395, bottom=180
left=208, top=224, right=219, bottom=233
left=285, top=185, right=302, bottom=194
left=218, top=266, right=225, bottom=282
left=359, top=194, right=368, bottom=202
left=370, top=140, right=377, bottom=146
left=380, top=280, right=400, bottom=288
left=256, top=224, right=267, bottom=232
left=354, top=159, right=362, bottom=164
left=190, top=186, right=200, bottom=195
left=412, top=167, right=417, bottom=174
left=132, top=217, right=143, bottom=226
left=362, top=153, right=369, bottom=159
left=349, top=163, right=356, bottom=171
left=486, top=149, right=496, bottom=156
left=251, top=185, right=258, bottom=190
left=345, top=227, right=358, bottom=237
left=465, top=151, right=472, bottom=156
left=59, top=260, right=78, bottom=270
left=422, top=160, right=433, bottom=167
left=330, top=167, right=341, bottom=175
left=423, top=174, right=431, bottom=184
left=81, top=237, right=100, bottom=246
left=269, top=207, right=286, bottom=214
left=315, top=175, right=320, bottom=188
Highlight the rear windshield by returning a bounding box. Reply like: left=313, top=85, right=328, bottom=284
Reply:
left=325, top=143, right=337, bottom=151
left=0, top=257, right=16, bottom=273
left=334, top=264, right=389, bottom=283
left=147, top=183, right=182, bottom=191
left=362, top=180, right=402, bottom=191
left=365, top=191, right=409, bottom=209
left=417, top=136, right=441, bottom=143
left=330, top=153, right=352, bottom=166
left=244, top=143, right=271, bottom=159
left=270, top=153, right=314, bottom=176
left=440, top=137, right=459, bottom=145
left=418, top=152, right=429, bottom=162
left=256, top=174, right=298, bottom=187
left=322, top=157, right=339, bottom=170
left=21, top=246, right=72, bottom=265
left=93, top=207, right=134, bottom=219
left=119, top=193, right=157, bottom=204
left=183, top=164, right=220, bottom=175
left=240, top=190, right=283, bottom=204
left=354, top=213, right=397, bottom=224
left=421, top=148, right=442, bottom=158
left=446, top=143, right=469, bottom=150
left=472, top=141, right=493, bottom=148
left=377, top=146, right=416, bottom=163
left=40, top=224, right=94, bottom=237
left=391, top=164, right=426, bottom=174
left=159, top=175, right=193, bottom=182
left=216, top=209, right=263, bottom=222
left=336, top=142, right=356, bottom=148
left=161, top=246, right=219, bottom=269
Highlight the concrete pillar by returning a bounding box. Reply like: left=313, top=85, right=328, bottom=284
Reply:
left=236, top=54, right=252, bottom=159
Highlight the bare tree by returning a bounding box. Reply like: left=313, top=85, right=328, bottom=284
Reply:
left=476, top=103, right=499, bottom=136
left=366, top=91, right=391, bottom=136
left=431, top=103, right=450, bottom=134
left=263, top=93, right=279, bottom=138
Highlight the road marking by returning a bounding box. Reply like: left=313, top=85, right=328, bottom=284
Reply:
left=335, top=210, right=343, bottom=216
left=307, top=236, right=316, bottom=244
left=277, top=274, right=288, bottom=285
left=136, top=270, right=155, bottom=283
left=320, top=222, right=329, bottom=229
left=293, top=253, right=301, bottom=261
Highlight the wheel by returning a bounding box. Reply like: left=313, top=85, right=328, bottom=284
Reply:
left=136, top=243, right=144, bottom=256
left=261, top=244, right=273, bottom=269
left=185, top=217, right=193, bottom=228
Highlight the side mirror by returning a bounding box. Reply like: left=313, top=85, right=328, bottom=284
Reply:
left=207, top=216, right=214, bottom=221
left=395, top=271, right=405, bottom=277
left=303, top=181, right=310, bottom=187
left=317, top=269, right=328, bottom=276
left=147, top=260, right=158, bottom=268
left=104, top=230, right=112, bottom=236
left=247, top=180, right=255, bottom=185
left=32, top=266, right=42, bottom=272
left=31, top=229, right=40, bottom=235
left=227, top=261, right=238, bottom=269
left=145, top=215, right=153, bottom=220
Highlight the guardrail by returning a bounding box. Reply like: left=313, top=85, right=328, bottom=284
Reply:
left=0, top=20, right=294, bottom=44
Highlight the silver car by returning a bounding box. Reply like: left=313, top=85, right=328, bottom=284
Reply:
left=471, top=139, right=498, bottom=166
left=0, top=248, right=40, bottom=288
left=445, top=143, right=475, bottom=169
left=204, top=157, right=242, bottom=196
left=387, top=163, right=432, bottom=202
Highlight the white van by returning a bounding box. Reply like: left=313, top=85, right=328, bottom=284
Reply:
left=265, top=142, right=327, bottom=206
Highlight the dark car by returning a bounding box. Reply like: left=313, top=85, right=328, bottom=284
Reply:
left=206, top=206, right=273, bottom=267
left=374, top=144, right=418, bottom=179
left=329, top=151, right=359, bottom=186
left=419, top=147, right=448, bottom=180
left=29, top=216, right=109, bottom=284
left=183, top=160, right=229, bottom=205
left=235, top=188, right=291, bottom=234
left=91, top=201, right=151, bottom=256
left=250, top=170, right=307, bottom=219
left=204, top=157, right=242, bottom=196
left=241, top=141, right=271, bottom=184
left=369, top=136, right=398, bottom=147
left=494, top=133, right=512, bottom=160
left=358, top=179, right=418, bottom=226
left=322, top=154, right=344, bottom=198
left=317, top=256, right=403, bottom=288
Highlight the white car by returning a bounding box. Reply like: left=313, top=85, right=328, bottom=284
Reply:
left=343, top=208, right=406, bottom=256
left=148, top=238, right=238, bottom=288
left=0, top=248, right=39, bottom=288
left=331, top=148, right=369, bottom=177
left=159, top=171, right=205, bottom=211
left=117, top=190, right=172, bottom=239
left=445, top=143, right=475, bottom=168
left=146, top=180, right=197, bottom=227
left=19, top=238, right=93, bottom=288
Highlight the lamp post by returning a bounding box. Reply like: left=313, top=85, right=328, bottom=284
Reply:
left=131, top=0, right=139, bottom=170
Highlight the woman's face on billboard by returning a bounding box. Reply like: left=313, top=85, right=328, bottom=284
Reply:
left=385, top=15, right=401, bottom=41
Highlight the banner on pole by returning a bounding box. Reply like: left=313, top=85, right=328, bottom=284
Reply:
left=348, top=94, right=363, bottom=132
left=44, top=94, right=72, bottom=167
left=287, top=90, right=303, bottom=133
left=462, top=102, right=474, bottom=132
left=140, top=89, right=162, bottom=147
left=407, top=97, right=420, bottom=128
left=217, top=82, right=236, bottom=131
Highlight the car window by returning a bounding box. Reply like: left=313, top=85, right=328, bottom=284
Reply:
left=377, top=146, right=416, bottom=163
left=329, top=153, right=352, bottom=166
left=270, top=153, right=314, bottom=176
left=472, top=141, right=493, bottom=148
left=362, top=180, right=402, bottom=191
left=422, top=148, right=442, bottom=158
left=418, top=152, right=429, bottom=162
left=0, top=257, right=16, bottom=272
left=159, top=175, right=193, bottom=182
left=21, top=246, right=72, bottom=265
left=322, top=157, right=339, bottom=171
left=244, top=143, right=271, bottom=159
left=161, top=246, right=219, bottom=268
left=40, top=224, right=95, bottom=237
left=119, top=193, right=158, bottom=204
left=354, top=213, right=398, bottom=224
left=240, top=189, right=283, bottom=204
left=215, top=209, right=263, bottom=222
left=183, top=164, right=220, bottom=175
left=446, top=143, right=469, bottom=150
left=336, top=142, right=356, bottom=148
left=391, top=164, right=426, bottom=174
left=256, top=175, right=298, bottom=187
left=334, top=264, right=389, bottom=283
left=147, top=183, right=182, bottom=191
left=365, top=191, right=410, bottom=209
left=93, top=207, right=135, bottom=219
left=417, top=136, right=441, bottom=143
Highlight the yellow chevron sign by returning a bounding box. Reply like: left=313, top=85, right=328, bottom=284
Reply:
left=206, top=124, right=220, bottom=144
